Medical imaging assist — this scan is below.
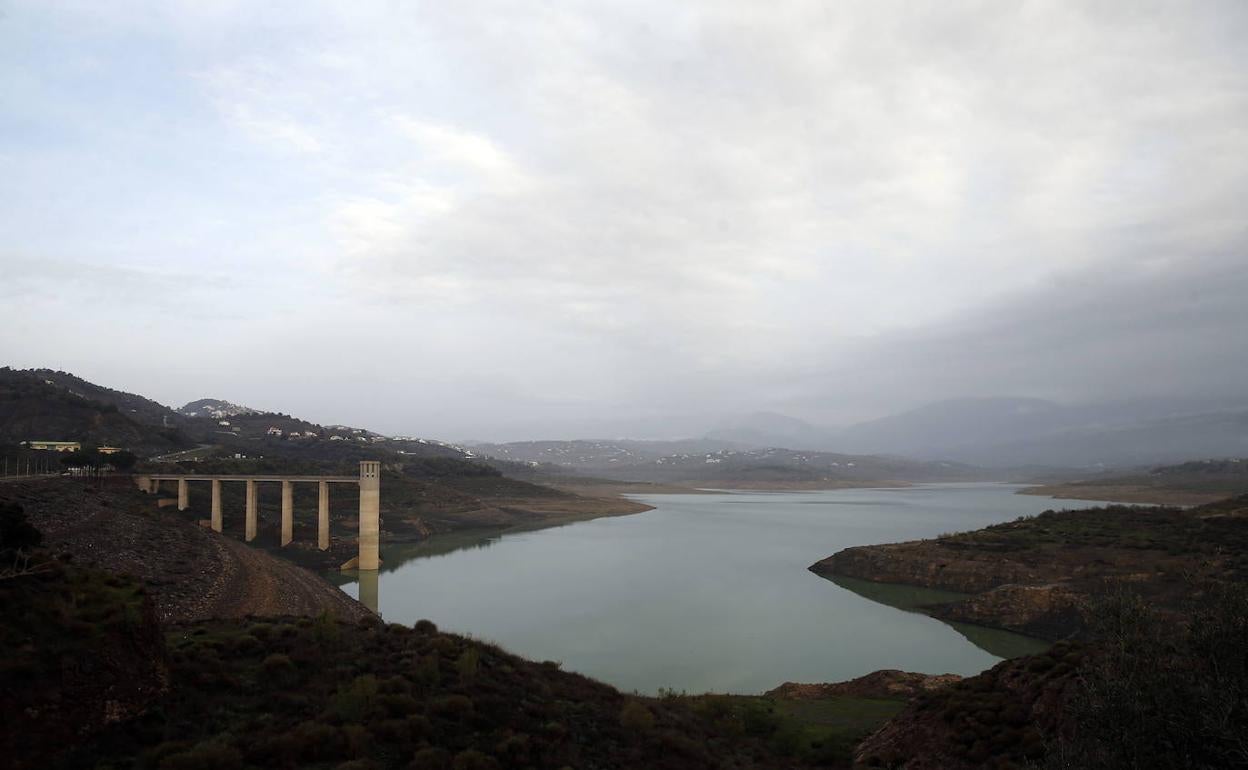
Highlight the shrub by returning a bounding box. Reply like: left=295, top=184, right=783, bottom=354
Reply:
left=431, top=694, right=474, bottom=720
left=291, top=720, right=346, bottom=761
left=158, top=740, right=242, bottom=770
left=413, top=655, right=440, bottom=690
left=452, top=749, right=499, bottom=770
left=456, top=647, right=479, bottom=681
left=331, top=675, right=380, bottom=722
left=260, top=653, right=298, bottom=687
left=409, top=747, right=451, bottom=770
left=618, top=700, right=655, bottom=732
left=342, top=724, right=370, bottom=758
left=413, top=619, right=437, bottom=634
left=1043, top=585, right=1248, bottom=769
left=0, top=503, right=43, bottom=553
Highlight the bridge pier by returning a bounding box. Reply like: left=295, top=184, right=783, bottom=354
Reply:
left=143, top=469, right=378, bottom=565
left=245, top=480, right=258, bottom=542
left=281, top=480, right=294, bottom=546
left=358, top=461, right=381, bottom=570
left=318, top=481, right=330, bottom=551
left=210, top=480, right=222, bottom=533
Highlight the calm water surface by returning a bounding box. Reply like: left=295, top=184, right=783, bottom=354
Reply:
left=338, top=483, right=1113, bottom=694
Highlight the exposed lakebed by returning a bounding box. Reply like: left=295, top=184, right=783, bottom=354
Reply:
left=337, top=483, right=1115, bottom=693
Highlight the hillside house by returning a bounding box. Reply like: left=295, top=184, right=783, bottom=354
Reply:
left=266, top=426, right=284, bottom=437
left=22, top=440, right=82, bottom=452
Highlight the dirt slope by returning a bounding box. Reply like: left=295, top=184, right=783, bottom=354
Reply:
left=0, top=478, right=369, bottom=622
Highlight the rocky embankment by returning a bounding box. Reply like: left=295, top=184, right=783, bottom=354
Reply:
left=810, top=496, right=1248, bottom=640
left=853, top=643, right=1087, bottom=769
left=767, top=670, right=962, bottom=701
left=811, top=541, right=1087, bottom=639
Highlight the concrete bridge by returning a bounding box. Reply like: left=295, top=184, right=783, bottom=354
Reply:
left=137, top=460, right=381, bottom=570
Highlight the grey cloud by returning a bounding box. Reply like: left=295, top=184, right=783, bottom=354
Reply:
left=2, top=1, right=1247, bottom=440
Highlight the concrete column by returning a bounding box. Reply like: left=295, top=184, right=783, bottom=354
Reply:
left=357, top=569, right=379, bottom=615
left=281, top=480, right=294, bottom=546
left=177, top=478, right=189, bottom=511
left=245, top=480, right=258, bottom=542
left=210, top=480, right=222, bottom=533
left=150, top=478, right=160, bottom=494
left=318, top=481, right=330, bottom=551
left=358, top=461, right=381, bottom=570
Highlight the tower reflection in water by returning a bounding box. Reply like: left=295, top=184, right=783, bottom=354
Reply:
left=356, top=569, right=379, bottom=615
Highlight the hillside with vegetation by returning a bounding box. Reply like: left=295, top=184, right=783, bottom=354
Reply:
left=812, top=494, right=1248, bottom=642
left=0, top=368, right=191, bottom=455
left=1021, top=457, right=1248, bottom=504
left=0, top=367, right=467, bottom=462
left=852, top=588, right=1248, bottom=769
left=1, top=369, right=648, bottom=559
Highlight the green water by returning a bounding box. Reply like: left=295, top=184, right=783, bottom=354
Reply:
left=338, top=483, right=1105, bottom=694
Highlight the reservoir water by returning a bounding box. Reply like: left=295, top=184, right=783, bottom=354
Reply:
left=337, top=483, right=1113, bottom=694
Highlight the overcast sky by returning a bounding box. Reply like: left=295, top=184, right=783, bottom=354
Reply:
left=2, top=1, right=1246, bottom=440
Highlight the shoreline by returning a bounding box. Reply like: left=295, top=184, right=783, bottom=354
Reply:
left=1015, top=483, right=1227, bottom=506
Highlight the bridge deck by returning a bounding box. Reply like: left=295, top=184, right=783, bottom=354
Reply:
left=146, top=475, right=360, bottom=483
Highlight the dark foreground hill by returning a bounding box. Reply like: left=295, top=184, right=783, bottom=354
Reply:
left=0, top=483, right=827, bottom=770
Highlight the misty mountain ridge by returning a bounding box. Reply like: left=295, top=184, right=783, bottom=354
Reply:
left=701, top=396, right=1248, bottom=469
left=470, top=438, right=984, bottom=485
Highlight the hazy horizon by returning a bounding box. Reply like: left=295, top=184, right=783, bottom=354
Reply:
left=4, top=2, right=1247, bottom=440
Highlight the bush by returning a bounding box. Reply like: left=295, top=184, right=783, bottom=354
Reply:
left=260, top=653, right=298, bottom=687
left=619, top=700, right=655, bottom=732
left=452, top=749, right=499, bottom=770
left=158, top=740, right=242, bottom=770
left=0, top=502, right=41, bottom=553
left=456, top=647, right=479, bottom=681
left=331, top=675, right=380, bottom=722
left=1044, top=586, right=1248, bottom=769
left=409, top=747, right=451, bottom=770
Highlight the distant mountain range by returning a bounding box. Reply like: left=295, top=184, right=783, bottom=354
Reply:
left=704, top=397, right=1248, bottom=469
